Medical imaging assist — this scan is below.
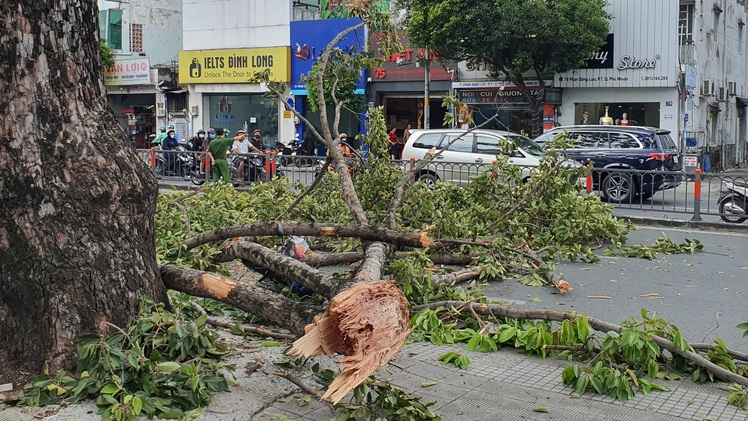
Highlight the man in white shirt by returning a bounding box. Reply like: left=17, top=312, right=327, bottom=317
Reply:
left=232, top=130, right=260, bottom=186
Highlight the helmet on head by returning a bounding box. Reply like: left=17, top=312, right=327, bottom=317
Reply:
left=197, top=129, right=205, bottom=135
left=159, top=126, right=166, bottom=132
left=168, top=124, right=175, bottom=130
left=207, top=128, right=216, bottom=135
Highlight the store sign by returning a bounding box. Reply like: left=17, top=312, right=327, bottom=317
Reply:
left=456, top=88, right=543, bottom=105
left=104, top=58, right=150, bottom=86
left=369, top=33, right=454, bottom=82
left=618, top=54, right=659, bottom=70
left=178, top=47, right=290, bottom=84
left=290, top=18, right=364, bottom=91
left=584, top=34, right=614, bottom=69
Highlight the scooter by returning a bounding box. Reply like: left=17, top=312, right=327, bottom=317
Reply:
left=229, top=152, right=267, bottom=186
left=717, top=178, right=748, bottom=223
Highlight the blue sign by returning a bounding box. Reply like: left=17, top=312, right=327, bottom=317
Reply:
left=684, top=113, right=689, bottom=122
left=290, top=18, right=365, bottom=93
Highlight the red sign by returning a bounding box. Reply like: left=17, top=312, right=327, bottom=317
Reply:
left=369, top=33, right=454, bottom=82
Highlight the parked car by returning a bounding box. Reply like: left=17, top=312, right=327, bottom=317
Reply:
left=532, top=125, right=681, bottom=202
left=401, top=129, right=549, bottom=188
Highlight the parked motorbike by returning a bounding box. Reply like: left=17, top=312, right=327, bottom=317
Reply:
left=153, top=146, right=197, bottom=179
left=229, top=152, right=267, bottom=186
left=718, top=178, right=748, bottom=223
left=278, top=135, right=316, bottom=167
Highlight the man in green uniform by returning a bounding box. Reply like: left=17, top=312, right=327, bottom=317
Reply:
left=207, top=128, right=243, bottom=183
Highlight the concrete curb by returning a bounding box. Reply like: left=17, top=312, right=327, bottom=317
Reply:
left=619, top=214, right=748, bottom=233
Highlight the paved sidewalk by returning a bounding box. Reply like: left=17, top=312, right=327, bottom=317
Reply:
left=255, top=342, right=747, bottom=421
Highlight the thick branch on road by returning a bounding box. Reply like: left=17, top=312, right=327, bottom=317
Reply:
left=430, top=266, right=481, bottom=285
left=414, top=302, right=748, bottom=388
left=183, top=222, right=434, bottom=250
left=192, top=302, right=297, bottom=341
left=216, top=240, right=339, bottom=299
left=160, top=265, right=320, bottom=336
left=302, top=251, right=475, bottom=267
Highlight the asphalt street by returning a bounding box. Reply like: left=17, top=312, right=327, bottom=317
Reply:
left=483, top=225, right=748, bottom=347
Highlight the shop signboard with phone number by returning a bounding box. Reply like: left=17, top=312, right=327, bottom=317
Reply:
left=178, top=47, right=290, bottom=84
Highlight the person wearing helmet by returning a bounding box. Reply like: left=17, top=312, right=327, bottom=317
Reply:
left=188, top=129, right=206, bottom=174
left=152, top=126, right=167, bottom=147
left=162, top=128, right=179, bottom=174
left=200, top=128, right=217, bottom=174
left=167, top=124, right=179, bottom=142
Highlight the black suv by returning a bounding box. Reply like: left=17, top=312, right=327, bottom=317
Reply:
left=533, top=125, right=681, bottom=202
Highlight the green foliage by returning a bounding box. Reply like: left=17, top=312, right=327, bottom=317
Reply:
left=334, top=378, right=440, bottom=421
left=9, top=298, right=231, bottom=420
left=727, top=384, right=748, bottom=410
left=436, top=352, right=470, bottom=370
left=361, top=104, right=390, bottom=158
left=400, top=0, right=610, bottom=79
left=738, top=322, right=748, bottom=340
left=604, top=235, right=703, bottom=260
left=100, top=40, right=115, bottom=67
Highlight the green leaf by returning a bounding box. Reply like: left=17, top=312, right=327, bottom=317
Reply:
left=421, top=381, right=439, bottom=388
left=466, top=333, right=481, bottom=352
left=262, top=341, right=285, bottom=347
left=100, top=382, right=121, bottom=395
left=131, top=396, right=143, bottom=415
left=533, top=408, right=549, bottom=413
left=157, top=362, right=181, bottom=373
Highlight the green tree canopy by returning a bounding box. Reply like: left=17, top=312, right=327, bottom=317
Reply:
left=399, top=0, right=611, bottom=134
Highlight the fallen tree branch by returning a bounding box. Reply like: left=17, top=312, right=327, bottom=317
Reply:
left=192, top=302, right=297, bottom=341
left=690, top=343, right=748, bottom=363
left=302, top=251, right=475, bottom=267
left=413, top=301, right=748, bottom=388
left=160, top=265, right=320, bottom=336
left=216, top=240, right=338, bottom=299
left=183, top=222, right=434, bottom=251
left=430, top=267, right=481, bottom=285
left=275, top=158, right=331, bottom=221
left=265, top=371, right=324, bottom=400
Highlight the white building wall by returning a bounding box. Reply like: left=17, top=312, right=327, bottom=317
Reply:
left=98, top=0, right=183, bottom=67
left=183, top=0, right=291, bottom=50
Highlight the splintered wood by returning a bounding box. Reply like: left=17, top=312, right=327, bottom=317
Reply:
left=288, top=281, right=411, bottom=404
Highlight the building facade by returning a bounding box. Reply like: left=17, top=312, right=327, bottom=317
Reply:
left=98, top=0, right=183, bottom=147
left=556, top=0, right=748, bottom=169
left=181, top=0, right=293, bottom=144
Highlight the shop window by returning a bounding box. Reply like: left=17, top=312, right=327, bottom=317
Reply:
left=99, top=9, right=122, bottom=50
left=608, top=133, right=641, bottom=149
left=443, top=134, right=473, bottom=152
left=574, top=103, right=660, bottom=129
left=412, top=133, right=442, bottom=149
left=206, top=94, right=278, bottom=142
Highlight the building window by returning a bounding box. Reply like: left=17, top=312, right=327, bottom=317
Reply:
left=130, top=23, right=143, bottom=53
left=99, top=9, right=122, bottom=50
left=678, top=3, right=694, bottom=44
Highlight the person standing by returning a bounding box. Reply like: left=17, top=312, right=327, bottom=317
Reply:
left=232, top=129, right=259, bottom=186
left=388, top=127, right=398, bottom=159
left=403, top=123, right=412, bottom=144
left=162, top=128, right=179, bottom=174
left=152, top=126, right=167, bottom=147
left=206, top=128, right=235, bottom=183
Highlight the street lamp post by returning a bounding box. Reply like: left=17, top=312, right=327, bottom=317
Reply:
left=424, top=49, right=430, bottom=129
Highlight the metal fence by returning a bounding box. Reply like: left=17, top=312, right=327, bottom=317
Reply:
left=139, top=148, right=748, bottom=224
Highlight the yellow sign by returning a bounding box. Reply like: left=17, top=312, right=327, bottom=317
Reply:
left=283, top=110, right=293, bottom=119
left=179, top=47, right=290, bottom=84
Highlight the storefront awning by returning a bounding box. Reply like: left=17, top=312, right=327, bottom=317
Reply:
left=737, top=97, right=748, bottom=107
left=291, top=89, right=365, bottom=96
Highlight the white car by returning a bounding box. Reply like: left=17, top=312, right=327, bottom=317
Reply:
left=400, top=129, right=547, bottom=187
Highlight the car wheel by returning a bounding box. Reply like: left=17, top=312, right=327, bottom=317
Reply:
left=718, top=195, right=747, bottom=223
left=602, top=172, right=635, bottom=203
left=417, top=172, right=438, bottom=189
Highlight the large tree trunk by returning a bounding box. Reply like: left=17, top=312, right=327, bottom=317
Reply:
left=0, top=1, right=165, bottom=375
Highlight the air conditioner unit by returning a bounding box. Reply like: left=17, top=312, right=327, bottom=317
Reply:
left=701, top=80, right=714, bottom=96
left=717, top=86, right=728, bottom=102
left=728, top=81, right=737, bottom=96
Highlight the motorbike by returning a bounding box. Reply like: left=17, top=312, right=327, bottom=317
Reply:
left=229, top=152, right=268, bottom=186
left=718, top=178, right=748, bottom=223
left=153, top=146, right=198, bottom=179
left=278, top=135, right=316, bottom=167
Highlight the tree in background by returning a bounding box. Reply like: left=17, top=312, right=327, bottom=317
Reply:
left=399, top=0, right=610, bottom=136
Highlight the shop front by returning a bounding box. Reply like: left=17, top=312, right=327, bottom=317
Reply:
left=452, top=81, right=557, bottom=135
left=180, top=47, right=292, bottom=144
left=554, top=0, right=680, bottom=136
left=104, top=58, right=157, bottom=147
left=290, top=18, right=366, bottom=151
left=368, top=33, right=455, bottom=139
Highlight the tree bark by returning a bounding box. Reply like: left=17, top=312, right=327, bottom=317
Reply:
left=160, top=265, right=319, bottom=336
left=183, top=222, right=434, bottom=250
left=0, top=1, right=164, bottom=374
